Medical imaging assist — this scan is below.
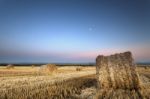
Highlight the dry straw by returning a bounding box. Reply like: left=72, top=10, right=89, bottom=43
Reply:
left=95, top=51, right=144, bottom=98
left=6, top=64, right=14, bottom=69
left=76, top=66, right=82, bottom=71
left=39, top=64, right=57, bottom=74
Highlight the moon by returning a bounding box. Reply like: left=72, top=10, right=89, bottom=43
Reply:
left=89, top=27, right=93, bottom=31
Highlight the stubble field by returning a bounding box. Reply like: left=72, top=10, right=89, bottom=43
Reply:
left=0, top=65, right=149, bottom=99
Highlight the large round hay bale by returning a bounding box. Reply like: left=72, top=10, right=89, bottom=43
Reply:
left=6, top=64, right=14, bottom=69
left=95, top=51, right=142, bottom=98
left=96, top=51, right=141, bottom=90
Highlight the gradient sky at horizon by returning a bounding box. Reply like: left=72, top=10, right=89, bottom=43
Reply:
left=0, top=0, right=150, bottom=63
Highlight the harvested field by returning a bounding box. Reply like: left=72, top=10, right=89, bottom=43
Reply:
left=0, top=66, right=149, bottom=99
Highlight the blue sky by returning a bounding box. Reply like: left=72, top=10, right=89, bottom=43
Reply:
left=0, top=0, right=150, bottom=63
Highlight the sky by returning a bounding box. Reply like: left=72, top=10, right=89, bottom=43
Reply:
left=0, top=0, right=150, bottom=63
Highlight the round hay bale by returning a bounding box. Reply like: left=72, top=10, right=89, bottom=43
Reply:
left=39, top=64, right=57, bottom=73
left=31, top=65, right=35, bottom=68
left=144, top=66, right=148, bottom=69
left=46, top=64, right=57, bottom=72
left=96, top=51, right=141, bottom=90
left=76, top=66, right=82, bottom=71
left=6, top=64, right=14, bottom=69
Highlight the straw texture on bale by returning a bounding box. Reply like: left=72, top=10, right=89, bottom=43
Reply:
left=96, top=51, right=141, bottom=90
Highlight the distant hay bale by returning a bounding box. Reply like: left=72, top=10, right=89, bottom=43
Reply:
left=144, top=66, right=148, bottom=69
left=31, top=65, right=35, bottom=68
left=6, top=64, right=14, bottom=69
left=76, top=67, right=82, bottom=71
left=96, top=51, right=141, bottom=90
left=39, top=64, right=57, bottom=73
left=46, top=64, right=57, bottom=72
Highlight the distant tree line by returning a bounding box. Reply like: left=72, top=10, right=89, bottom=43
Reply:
left=0, top=63, right=95, bottom=67
left=0, top=62, right=149, bottom=67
